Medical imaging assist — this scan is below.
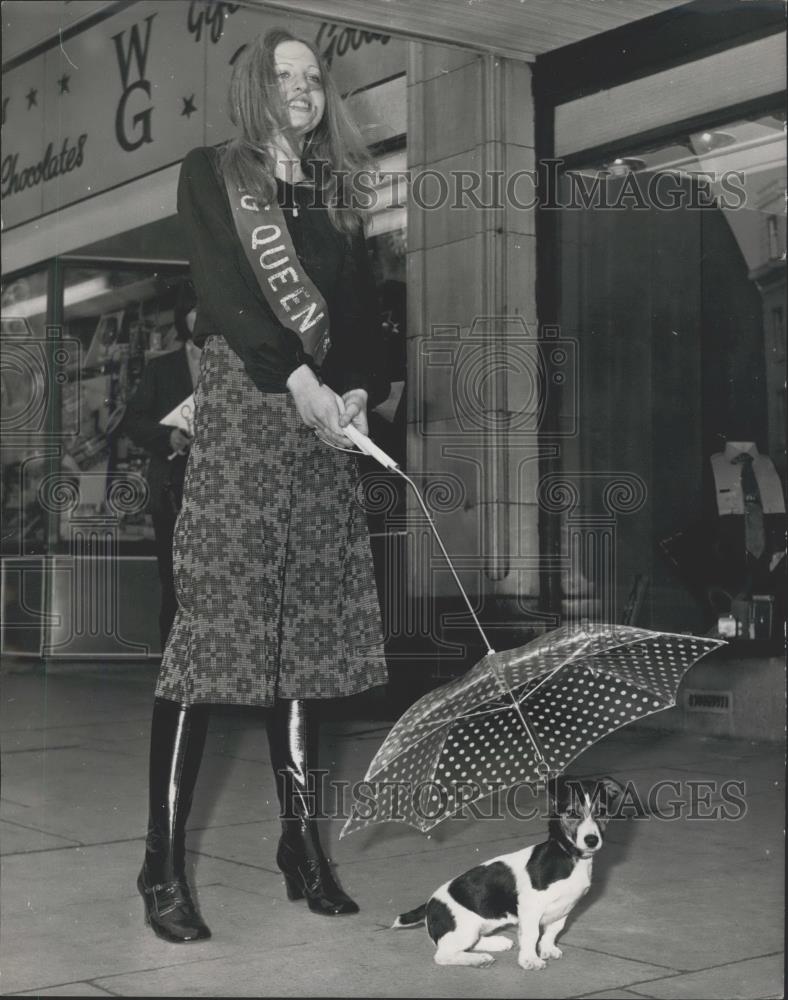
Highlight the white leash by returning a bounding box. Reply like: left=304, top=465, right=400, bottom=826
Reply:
left=329, top=423, right=495, bottom=656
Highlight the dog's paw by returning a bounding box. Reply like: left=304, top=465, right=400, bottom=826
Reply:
left=539, top=944, right=563, bottom=960
left=434, top=951, right=495, bottom=969
left=479, top=935, right=513, bottom=952
left=518, top=955, right=547, bottom=971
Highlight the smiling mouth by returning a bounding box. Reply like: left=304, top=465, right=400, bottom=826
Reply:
left=288, top=100, right=312, bottom=112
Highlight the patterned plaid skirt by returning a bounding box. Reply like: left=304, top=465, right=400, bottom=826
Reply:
left=155, top=336, right=388, bottom=706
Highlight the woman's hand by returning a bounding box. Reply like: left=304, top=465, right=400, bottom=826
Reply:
left=169, top=428, right=193, bottom=454
left=286, top=364, right=352, bottom=448
left=339, top=388, right=369, bottom=436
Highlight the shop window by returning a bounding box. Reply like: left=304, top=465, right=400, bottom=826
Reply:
left=1, top=268, right=52, bottom=555
left=556, top=106, right=786, bottom=634
left=56, top=263, right=189, bottom=549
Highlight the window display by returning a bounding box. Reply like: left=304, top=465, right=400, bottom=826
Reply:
left=1, top=268, right=52, bottom=555
left=558, top=105, right=786, bottom=636
left=55, top=264, right=190, bottom=548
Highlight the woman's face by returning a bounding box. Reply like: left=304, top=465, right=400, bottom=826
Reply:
left=273, top=40, right=326, bottom=136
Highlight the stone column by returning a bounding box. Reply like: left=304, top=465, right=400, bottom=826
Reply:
left=405, top=43, right=541, bottom=667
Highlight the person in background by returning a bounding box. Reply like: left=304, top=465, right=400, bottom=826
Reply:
left=368, top=277, right=406, bottom=463
left=120, top=282, right=202, bottom=649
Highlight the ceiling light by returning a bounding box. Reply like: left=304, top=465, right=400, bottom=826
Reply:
left=1, top=277, right=110, bottom=320
left=694, top=130, right=737, bottom=153
left=606, top=157, right=646, bottom=176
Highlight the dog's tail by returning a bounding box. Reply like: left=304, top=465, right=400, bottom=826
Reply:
left=391, top=903, right=427, bottom=929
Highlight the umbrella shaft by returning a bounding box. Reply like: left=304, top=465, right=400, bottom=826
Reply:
left=397, top=470, right=495, bottom=656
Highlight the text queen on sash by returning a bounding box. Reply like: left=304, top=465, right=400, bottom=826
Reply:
left=237, top=193, right=326, bottom=337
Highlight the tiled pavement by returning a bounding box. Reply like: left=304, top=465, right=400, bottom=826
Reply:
left=0, top=660, right=784, bottom=998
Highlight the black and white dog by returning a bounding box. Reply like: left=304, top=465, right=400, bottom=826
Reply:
left=393, top=776, right=624, bottom=969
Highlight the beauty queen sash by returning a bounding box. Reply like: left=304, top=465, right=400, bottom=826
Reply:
left=224, top=177, right=331, bottom=365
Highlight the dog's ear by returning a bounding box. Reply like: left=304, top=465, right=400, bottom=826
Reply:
left=548, top=774, right=580, bottom=812
left=598, top=776, right=626, bottom=802
left=546, top=774, right=567, bottom=812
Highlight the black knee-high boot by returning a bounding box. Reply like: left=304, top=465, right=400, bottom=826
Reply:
left=266, top=698, right=358, bottom=916
left=137, top=697, right=211, bottom=942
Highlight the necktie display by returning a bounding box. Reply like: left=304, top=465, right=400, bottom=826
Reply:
left=735, top=453, right=766, bottom=559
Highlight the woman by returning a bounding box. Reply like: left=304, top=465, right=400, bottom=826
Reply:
left=137, top=29, right=389, bottom=943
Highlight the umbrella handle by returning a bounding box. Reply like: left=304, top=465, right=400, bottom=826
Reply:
left=343, top=424, right=400, bottom=470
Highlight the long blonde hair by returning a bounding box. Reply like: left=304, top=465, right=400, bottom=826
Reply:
left=221, top=28, right=374, bottom=233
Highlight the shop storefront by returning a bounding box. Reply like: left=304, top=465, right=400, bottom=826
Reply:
left=1, top=0, right=407, bottom=657
left=2, top=1, right=785, bottom=700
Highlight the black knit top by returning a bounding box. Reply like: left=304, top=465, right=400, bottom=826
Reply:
left=177, top=146, right=389, bottom=407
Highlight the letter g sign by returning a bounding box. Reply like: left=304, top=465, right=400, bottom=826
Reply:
left=115, top=80, right=153, bottom=152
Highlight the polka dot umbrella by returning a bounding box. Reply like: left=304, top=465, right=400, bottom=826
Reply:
left=339, top=428, right=727, bottom=836
left=340, top=624, right=725, bottom=836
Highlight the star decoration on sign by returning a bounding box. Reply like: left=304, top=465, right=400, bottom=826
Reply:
left=58, top=74, right=71, bottom=94
left=26, top=88, right=38, bottom=109
left=181, top=94, right=197, bottom=118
